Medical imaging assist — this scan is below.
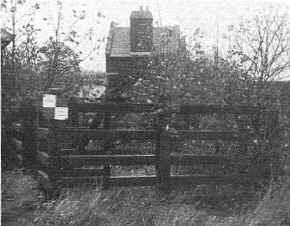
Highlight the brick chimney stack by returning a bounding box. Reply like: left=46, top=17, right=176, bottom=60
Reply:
left=130, top=6, right=153, bottom=53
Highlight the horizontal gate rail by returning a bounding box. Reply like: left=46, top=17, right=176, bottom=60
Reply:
left=107, top=176, right=158, bottom=187
left=52, top=168, right=105, bottom=177
left=69, top=102, right=156, bottom=113
left=173, top=130, right=251, bottom=141
left=56, top=176, right=103, bottom=185
left=60, top=146, right=154, bottom=155
left=170, top=154, right=249, bottom=166
left=57, top=154, right=250, bottom=167
left=59, top=128, right=156, bottom=140
left=58, top=128, right=255, bottom=141
left=179, top=104, right=264, bottom=115
left=60, top=154, right=157, bottom=166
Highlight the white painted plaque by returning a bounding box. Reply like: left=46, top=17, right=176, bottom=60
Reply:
left=54, top=107, right=68, bottom=120
left=42, top=94, right=56, bottom=108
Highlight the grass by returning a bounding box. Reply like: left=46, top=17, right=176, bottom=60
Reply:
left=26, top=178, right=290, bottom=226
left=2, top=168, right=290, bottom=226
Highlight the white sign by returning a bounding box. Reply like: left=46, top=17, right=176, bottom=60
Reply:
left=54, top=107, right=68, bottom=120
left=42, top=94, right=56, bottom=108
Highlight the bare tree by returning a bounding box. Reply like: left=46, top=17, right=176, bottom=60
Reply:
left=226, top=8, right=290, bottom=106
left=231, top=9, right=290, bottom=81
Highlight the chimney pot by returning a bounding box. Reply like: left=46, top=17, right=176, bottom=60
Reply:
left=140, top=6, right=143, bottom=11
left=146, top=6, right=149, bottom=11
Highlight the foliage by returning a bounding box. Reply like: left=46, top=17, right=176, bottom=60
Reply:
left=117, top=46, right=227, bottom=108
left=1, top=0, right=103, bottom=169
left=38, top=40, right=81, bottom=94
left=2, top=41, right=81, bottom=99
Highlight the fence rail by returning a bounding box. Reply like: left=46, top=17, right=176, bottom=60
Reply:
left=69, top=102, right=155, bottom=113
left=179, top=104, right=265, bottom=115
left=59, top=128, right=157, bottom=140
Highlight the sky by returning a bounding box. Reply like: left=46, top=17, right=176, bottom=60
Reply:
left=1, top=0, right=290, bottom=79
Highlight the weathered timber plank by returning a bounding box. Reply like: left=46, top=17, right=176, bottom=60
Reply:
left=57, top=176, right=102, bottom=185
left=36, top=128, right=49, bottom=140
left=60, top=128, right=156, bottom=140
left=170, top=174, right=260, bottom=185
left=51, top=168, right=104, bottom=177
left=108, top=176, right=158, bottom=187
left=175, top=130, right=248, bottom=141
left=170, top=154, right=249, bottom=167
left=60, top=154, right=157, bottom=166
left=60, top=148, right=77, bottom=155
left=68, top=103, right=155, bottom=113
left=59, top=128, right=249, bottom=141
left=60, top=146, right=154, bottom=155
left=159, top=133, right=171, bottom=192
left=102, top=111, right=111, bottom=190
left=59, top=153, right=248, bottom=167
left=179, top=105, right=263, bottom=115
left=37, top=151, right=50, bottom=167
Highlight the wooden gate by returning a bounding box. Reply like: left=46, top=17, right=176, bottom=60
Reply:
left=34, top=99, right=280, bottom=194
left=7, top=98, right=280, bottom=194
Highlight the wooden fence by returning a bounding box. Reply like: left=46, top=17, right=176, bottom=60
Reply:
left=7, top=99, right=280, bottom=195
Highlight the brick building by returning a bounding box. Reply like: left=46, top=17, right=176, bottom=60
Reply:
left=105, top=6, right=182, bottom=96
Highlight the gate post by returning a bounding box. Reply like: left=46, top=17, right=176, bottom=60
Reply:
left=68, top=97, right=80, bottom=152
left=68, top=97, right=79, bottom=127
left=266, top=110, right=281, bottom=179
left=46, top=119, right=62, bottom=195
left=21, top=99, right=37, bottom=168
left=158, top=131, right=171, bottom=193
left=102, top=112, right=112, bottom=189
left=154, top=112, right=161, bottom=184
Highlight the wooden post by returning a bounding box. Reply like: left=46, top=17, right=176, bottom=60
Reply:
left=102, top=112, right=111, bottom=189
left=21, top=99, right=37, bottom=168
left=102, top=74, right=119, bottom=189
left=267, top=111, right=280, bottom=179
left=46, top=119, right=62, bottom=196
left=158, top=131, right=171, bottom=193
left=154, top=113, right=162, bottom=185
left=235, top=115, right=248, bottom=154
left=68, top=97, right=79, bottom=151
left=68, top=97, right=79, bottom=127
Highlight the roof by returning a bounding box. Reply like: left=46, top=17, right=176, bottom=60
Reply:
left=106, top=24, right=180, bottom=57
